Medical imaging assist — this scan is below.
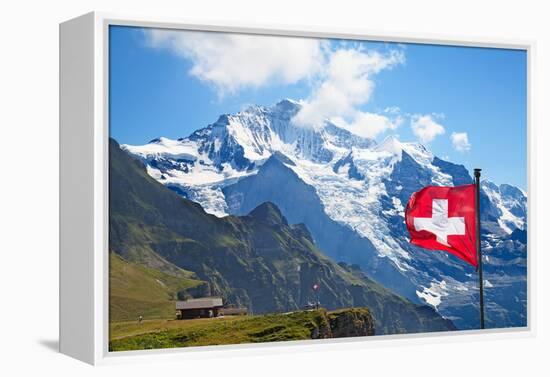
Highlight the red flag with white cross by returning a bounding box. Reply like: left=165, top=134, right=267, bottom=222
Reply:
left=405, top=184, right=478, bottom=267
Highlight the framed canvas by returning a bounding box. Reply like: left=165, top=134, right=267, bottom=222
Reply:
left=59, top=12, right=535, bottom=365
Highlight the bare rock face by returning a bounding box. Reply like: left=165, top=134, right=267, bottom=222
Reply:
left=328, top=308, right=375, bottom=338
left=310, top=308, right=375, bottom=339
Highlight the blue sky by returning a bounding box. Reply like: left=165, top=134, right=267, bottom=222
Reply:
left=109, top=25, right=527, bottom=189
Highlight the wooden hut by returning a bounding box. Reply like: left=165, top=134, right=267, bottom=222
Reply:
left=176, top=297, right=224, bottom=319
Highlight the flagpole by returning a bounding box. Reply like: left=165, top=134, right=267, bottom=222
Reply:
left=474, top=168, right=485, bottom=329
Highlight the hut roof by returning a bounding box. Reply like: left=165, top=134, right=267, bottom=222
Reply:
left=176, top=297, right=223, bottom=310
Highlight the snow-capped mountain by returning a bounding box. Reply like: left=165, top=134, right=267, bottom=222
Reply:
left=124, top=99, right=374, bottom=217
left=122, top=99, right=527, bottom=329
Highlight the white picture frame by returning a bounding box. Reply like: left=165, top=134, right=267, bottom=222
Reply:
left=59, top=11, right=536, bottom=365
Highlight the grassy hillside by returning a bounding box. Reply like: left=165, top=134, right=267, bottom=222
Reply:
left=109, top=253, right=206, bottom=321
left=109, top=138, right=455, bottom=334
left=109, top=308, right=374, bottom=351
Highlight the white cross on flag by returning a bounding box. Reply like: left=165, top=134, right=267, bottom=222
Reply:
left=405, top=184, right=478, bottom=267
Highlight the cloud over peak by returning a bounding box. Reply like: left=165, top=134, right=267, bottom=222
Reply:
left=146, top=29, right=408, bottom=140
left=410, top=114, right=445, bottom=143
left=292, top=48, right=405, bottom=135
left=451, top=131, right=471, bottom=152
left=145, top=29, right=325, bottom=95
left=332, top=112, right=403, bottom=139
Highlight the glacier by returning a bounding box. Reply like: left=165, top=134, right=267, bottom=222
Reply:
left=122, top=99, right=527, bottom=330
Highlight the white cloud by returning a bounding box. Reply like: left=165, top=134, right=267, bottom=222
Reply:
left=332, top=112, right=402, bottom=139
left=410, top=114, right=445, bottom=143
left=383, top=106, right=401, bottom=115
left=292, top=48, right=405, bottom=130
left=145, top=29, right=408, bottom=138
left=451, top=132, right=471, bottom=152
left=145, top=29, right=325, bottom=95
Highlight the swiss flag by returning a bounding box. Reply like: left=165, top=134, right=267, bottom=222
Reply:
left=405, top=184, right=478, bottom=267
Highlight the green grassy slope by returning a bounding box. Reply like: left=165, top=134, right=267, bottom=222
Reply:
left=109, top=308, right=374, bottom=351
left=109, top=253, right=206, bottom=322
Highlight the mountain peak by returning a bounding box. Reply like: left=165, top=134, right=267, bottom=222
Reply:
left=374, top=135, right=403, bottom=155
left=481, top=179, right=499, bottom=191
left=272, top=98, right=301, bottom=118
left=265, top=151, right=296, bottom=166
left=247, top=202, right=288, bottom=226
left=499, top=183, right=526, bottom=199
left=240, top=99, right=300, bottom=116
left=212, top=114, right=231, bottom=127
left=275, top=98, right=300, bottom=108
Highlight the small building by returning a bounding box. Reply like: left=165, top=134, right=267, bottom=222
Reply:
left=176, top=297, right=224, bottom=319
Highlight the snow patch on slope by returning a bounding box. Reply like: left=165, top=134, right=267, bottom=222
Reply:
left=416, top=280, right=448, bottom=309
left=123, top=137, right=198, bottom=161
left=287, top=144, right=413, bottom=268
left=482, top=180, right=525, bottom=234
